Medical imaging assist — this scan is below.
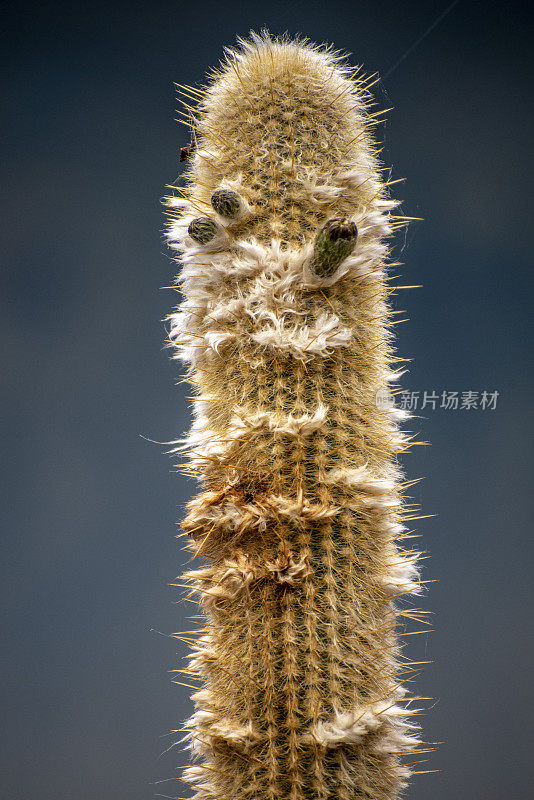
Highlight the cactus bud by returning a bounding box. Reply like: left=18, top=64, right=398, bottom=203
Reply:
left=210, top=188, right=243, bottom=219
left=187, top=216, right=219, bottom=244
left=312, top=217, right=358, bottom=278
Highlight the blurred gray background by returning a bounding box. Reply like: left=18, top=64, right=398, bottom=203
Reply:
left=2, top=1, right=533, bottom=798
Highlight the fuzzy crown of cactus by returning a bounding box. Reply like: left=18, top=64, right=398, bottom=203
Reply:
left=164, top=30, right=431, bottom=800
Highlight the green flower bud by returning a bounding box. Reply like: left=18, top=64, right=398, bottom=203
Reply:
left=312, top=217, right=358, bottom=278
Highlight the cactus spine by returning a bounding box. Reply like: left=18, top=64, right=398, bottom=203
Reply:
left=165, top=31, right=429, bottom=800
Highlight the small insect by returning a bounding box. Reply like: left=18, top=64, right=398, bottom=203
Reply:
left=180, top=141, right=195, bottom=161
left=180, top=124, right=197, bottom=162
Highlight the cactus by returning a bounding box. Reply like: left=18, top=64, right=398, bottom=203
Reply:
left=164, top=31, right=430, bottom=800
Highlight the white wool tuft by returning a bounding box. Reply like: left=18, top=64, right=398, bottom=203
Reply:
left=305, top=699, right=421, bottom=747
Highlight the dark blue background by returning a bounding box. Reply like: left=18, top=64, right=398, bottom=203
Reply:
left=2, top=1, right=532, bottom=798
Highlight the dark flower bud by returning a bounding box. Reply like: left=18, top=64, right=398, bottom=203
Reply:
left=211, top=188, right=242, bottom=218
left=188, top=216, right=219, bottom=244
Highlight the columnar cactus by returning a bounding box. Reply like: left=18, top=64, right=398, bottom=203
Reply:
left=165, top=31, right=430, bottom=800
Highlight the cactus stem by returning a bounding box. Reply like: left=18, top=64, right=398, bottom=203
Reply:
left=164, top=30, right=430, bottom=800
